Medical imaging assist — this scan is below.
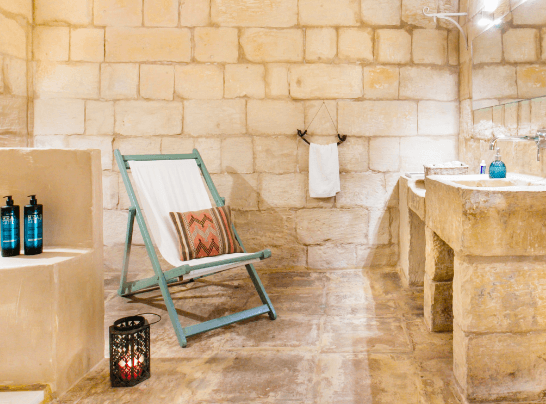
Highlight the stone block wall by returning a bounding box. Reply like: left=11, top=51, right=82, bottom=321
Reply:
left=30, top=0, right=460, bottom=270
left=0, top=0, right=31, bottom=146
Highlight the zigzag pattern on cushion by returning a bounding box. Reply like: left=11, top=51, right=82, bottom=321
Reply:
left=194, top=239, right=221, bottom=257
left=187, top=214, right=214, bottom=229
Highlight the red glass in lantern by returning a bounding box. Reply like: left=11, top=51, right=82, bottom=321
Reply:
left=118, top=354, right=144, bottom=381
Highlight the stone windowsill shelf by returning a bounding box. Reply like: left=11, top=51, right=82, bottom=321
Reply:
left=0, top=247, right=91, bottom=269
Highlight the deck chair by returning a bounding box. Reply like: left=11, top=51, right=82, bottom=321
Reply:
left=114, top=149, right=276, bottom=348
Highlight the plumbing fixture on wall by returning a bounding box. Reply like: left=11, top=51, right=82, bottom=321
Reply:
left=422, top=7, right=469, bottom=49
left=489, top=130, right=546, bottom=161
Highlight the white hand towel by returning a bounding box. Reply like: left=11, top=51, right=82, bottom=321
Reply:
left=309, top=142, right=340, bottom=198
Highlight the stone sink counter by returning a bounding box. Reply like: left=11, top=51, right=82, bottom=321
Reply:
left=422, top=172, right=546, bottom=402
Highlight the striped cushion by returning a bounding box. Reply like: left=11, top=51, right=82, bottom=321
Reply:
left=169, top=205, right=243, bottom=261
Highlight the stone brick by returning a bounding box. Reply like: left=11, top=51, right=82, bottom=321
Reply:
left=222, top=137, right=253, bottom=173
left=370, top=137, right=400, bottom=172
left=233, top=210, right=297, bottom=248
left=399, top=136, right=458, bottom=172
left=247, top=99, right=304, bottom=135
left=542, top=28, right=546, bottom=61
left=225, top=64, right=265, bottom=99
left=105, top=28, right=191, bottom=62
left=356, top=245, right=398, bottom=268
left=194, top=137, right=222, bottom=174
left=175, top=64, right=223, bottom=100
left=424, top=274, right=453, bottom=332
left=305, top=186, right=335, bottom=208
left=412, top=29, right=447, bottom=65
left=305, top=28, right=337, bottom=63
left=70, top=28, right=105, bottom=62
left=418, top=101, right=459, bottom=136
left=472, top=66, right=517, bottom=100
left=448, top=30, right=458, bottom=66
left=34, top=99, right=85, bottom=135
left=0, top=0, right=32, bottom=21
left=339, top=137, right=369, bottom=172
left=266, top=64, right=289, bottom=98
left=180, top=0, right=210, bottom=26
left=241, top=29, right=303, bottom=63
left=368, top=208, right=391, bottom=245
left=399, top=67, right=458, bottom=101
left=454, top=255, right=546, bottom=333
left=517, top=65, right=546, bottom=99
left=308, top=245, right=356, bottom=270
left=299, top=0, right=359, bottom=26
left=304, top=101, right=337, bottom=135
left=194, top=27, right=238, bottom=63
left=34, top=26, right=69, bottom=61
left=94, top=0, right=142, bottom=26
left=385, top=173, right=400, bottom=208
left=67, top=135, right=113, bottom=170
left=100, top=63, right=139, bottom=100
left=375, top=29, right=411, bottom=64
left=512, top=0, right=546, bottom=25
left=144, top=0, right=178, bottom=26
left=254, top=136, right=297, bottom=173
left=290, top=65, right=362, bottom=99
left=255, top=245, right=307, bottom=270
left=4, top=57, right=27, bottom=97
left=402, top=0, right=436, bottom=28
left=425, top=227, right=454, bottom=282
left=103, top=209, right=144, bottom=246
left=0, top=56, right=3, bottom=94
left=115, top=101, right=183, bottom=136
left=161, top=137, right=194, bottom=154
left=472, top=28, right=502, bottom=64
left=33, top=135, right=68, bottom=148
left=363, top=66, right=399, bottom=99
left=504, top=28, right=538, bottom=63
left=184, top=100, right=245, bottom=135
left=101, top=172, right=118, bottom=209
left=361, top=0, right=400, bottom=26
left=113, top=137, right=161, bottom=156
left=35, top=0, right=91, bottom=25
left=140, top=64, right=174, bottom=100
left=260, top=174, right=306, bottom=208
left=0, top=97, right=27, bottom=134
left=0, top=14, right=26, bottom=59
left=86, top=101, right=114, bottom=135
left=35, top=62, right=99, bottom=99
left=338, top=28, right=374, bottom=62
left=211, top=0, right=298, bottom=27
left=338, top=101, right=417, bottom=137
left=336, top=173, right=387, bottom=209
left=211, top=174, right=259, bottom=210
left=297, top=209, right=368, bottom=245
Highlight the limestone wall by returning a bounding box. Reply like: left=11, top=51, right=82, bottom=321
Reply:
left=31, top=0, right=460, bottom=270
left=0, top=0, right=31, bottom=146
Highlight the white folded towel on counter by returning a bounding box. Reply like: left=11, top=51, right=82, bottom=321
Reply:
left=309, top=142, right=340, bottom=198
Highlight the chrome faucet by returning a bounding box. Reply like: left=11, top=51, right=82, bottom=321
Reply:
left=536, top=130, right=546, bottom=161
left=489, top=136, right=529, bottom=150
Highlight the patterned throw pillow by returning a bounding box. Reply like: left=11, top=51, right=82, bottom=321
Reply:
left=169, top=205, right=243, bottom=261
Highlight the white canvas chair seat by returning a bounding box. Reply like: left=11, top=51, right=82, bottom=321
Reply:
left=129, top=159, right=258, bottom=275
left=115, top=149, right=276, bottom=348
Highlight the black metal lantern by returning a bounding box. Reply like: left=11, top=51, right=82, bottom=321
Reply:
left=109, top=315, right=151, bottom=387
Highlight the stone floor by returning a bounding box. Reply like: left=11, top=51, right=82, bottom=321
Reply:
left=54, top=266, right=463, bottom=404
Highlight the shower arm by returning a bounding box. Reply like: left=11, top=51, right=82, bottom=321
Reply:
left=422, top=7, right=469, bottom=49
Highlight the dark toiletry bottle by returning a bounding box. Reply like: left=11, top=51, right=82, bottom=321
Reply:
left=24, top=195, right=43, bottom=255
left=1, top=196, right=20, bottom=257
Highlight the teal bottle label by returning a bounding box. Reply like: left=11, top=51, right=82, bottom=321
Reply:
left=25, top=212, right=43, bottom=248
left=2, top=212, right=19, bottom=249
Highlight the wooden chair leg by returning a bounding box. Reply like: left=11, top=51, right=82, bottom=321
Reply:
left=246, top=263, right=277, bottom=320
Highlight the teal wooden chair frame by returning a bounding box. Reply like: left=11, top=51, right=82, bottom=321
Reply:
left=114, top=149, right=276, bottom=348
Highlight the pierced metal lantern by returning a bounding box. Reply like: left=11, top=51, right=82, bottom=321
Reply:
left=109, top=315, right=151, bottom=387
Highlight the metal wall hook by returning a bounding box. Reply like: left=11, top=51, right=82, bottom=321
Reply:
left=422, top=7, right=469, bottom=49
left=297, top=129, right=347, bottom=146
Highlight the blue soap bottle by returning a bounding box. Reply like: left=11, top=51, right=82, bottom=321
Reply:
left=24, top=195, right=43, bottom=255
left=489, top=148, right=507, bottom=179
left=1, top=196, right=20, bottom=257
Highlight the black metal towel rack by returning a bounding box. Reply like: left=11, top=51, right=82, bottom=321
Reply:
left=296, top=101, right=347, bottom=146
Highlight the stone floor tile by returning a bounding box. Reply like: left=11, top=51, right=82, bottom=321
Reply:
left=247, top=287, right=326, bottom=316
left=321, top=317, right=412, bottom=353
left=324, top=286, right=400, bottom=317
left=317, top=353, right=420, bottom=404
left=406, top=319, right=453, bottom=361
